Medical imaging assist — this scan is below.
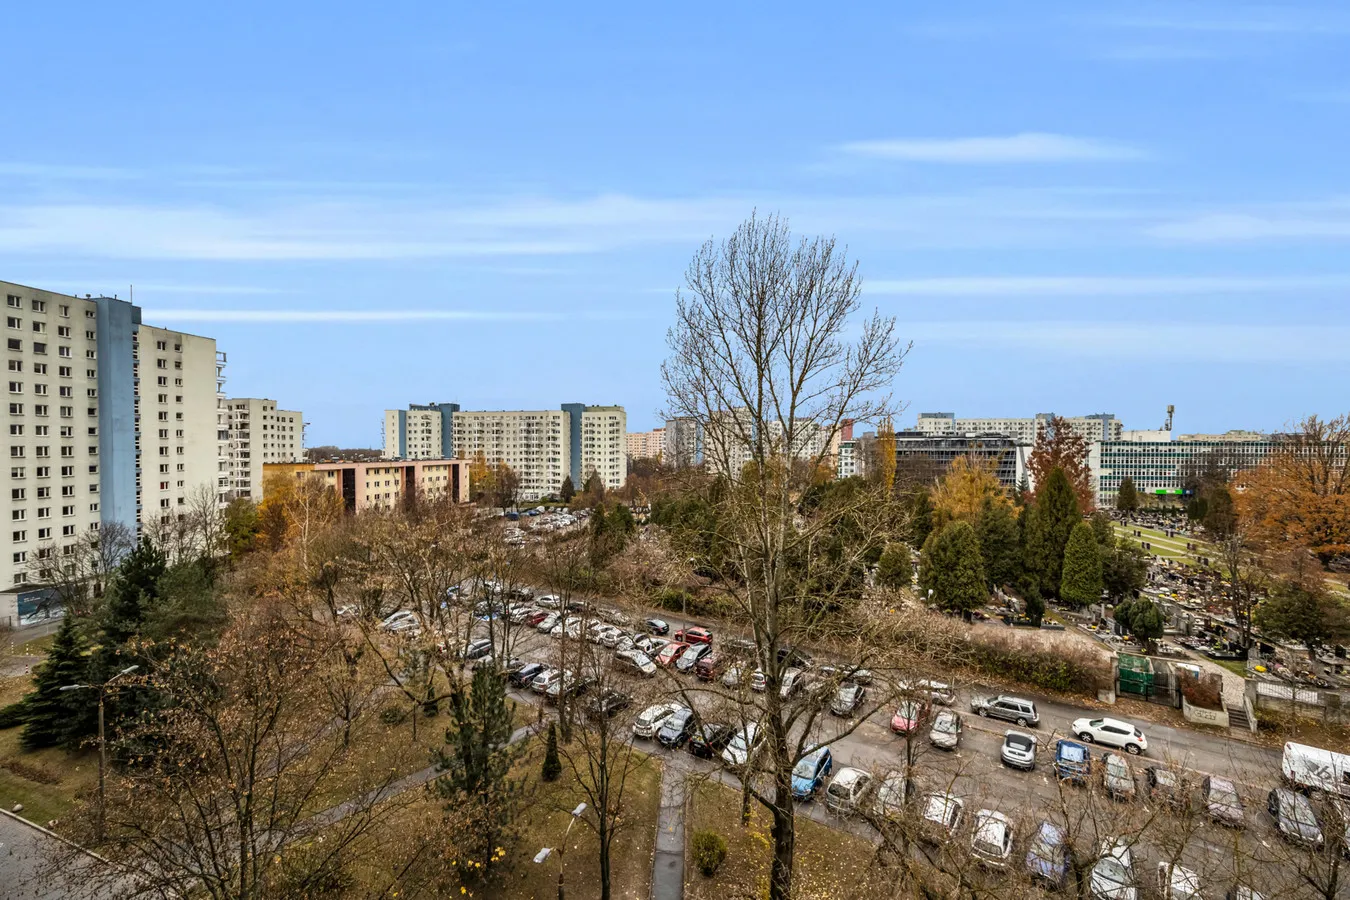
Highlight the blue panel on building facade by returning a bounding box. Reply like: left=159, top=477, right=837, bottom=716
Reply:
left=96, top=298, right=140, bottom=535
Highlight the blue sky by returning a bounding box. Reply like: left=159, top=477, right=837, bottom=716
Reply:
left=3, top=2, right=1349, bottom=445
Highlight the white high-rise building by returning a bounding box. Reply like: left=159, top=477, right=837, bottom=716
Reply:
left=446, top=403, right=627, bottom=502
left=383, top=402, right=458, bottom=459
left=0, top=280, right=232, bottom=624
left=225, top=398, right=304, bottom=501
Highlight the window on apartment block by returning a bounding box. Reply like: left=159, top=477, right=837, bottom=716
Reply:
left=6, top=295, right=19, bottom=309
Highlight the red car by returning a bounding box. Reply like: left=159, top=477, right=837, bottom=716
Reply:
left=655, top=641, right=689, bottom=667
left=694, top=652, right=725, bottom=681
left=890, top=699, right=929, bottom=736
left=523, top=610, right=550, bottom=627
left=674, top=626, right=713, bottom=645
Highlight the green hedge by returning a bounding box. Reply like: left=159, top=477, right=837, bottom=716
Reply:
left=0, top=700, right=27, bottom=729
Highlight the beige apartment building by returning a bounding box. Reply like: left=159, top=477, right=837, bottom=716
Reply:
left=225, top=398, right=304, bottom=501
left=915, top=411, right=1122, bottom=446
left=263, top=459, right=469, bottom=511
left=626, top=427, right=665, bottom=460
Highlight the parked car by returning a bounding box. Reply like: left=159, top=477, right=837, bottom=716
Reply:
left=633, top=702, right=682, bottom=739
left=531, top=668, right=563, bottom=694
left=674, top=626, right=712, bottom=645
left=1072, top=717, right=1148, bottom=755
left=918, top=792, right=965, bottom=843
left=535, top=613, right=560, bottom=633
left=1146, top=767, right=1190, bottom=810
left=674, top=643, right=711, bottom=673
left=655, top=641, right=689, bottom=668
left=1225, top=886, right=1265, bottom=900
left=970, top=809, right=1014, bottom=869
left=535, top=594, right=561, bottom=609
left=779, top=667, right=806, bottom=699
left=1268, top=787, right=1324, bottom=846
left=600, top=628, right=628, bottom=649
left=1202, top=776, right=1245, bottom=828
left=694, top=652, right=725, bottom=682
left=656, top=707, right=697, bottom=748
left=1157, top=862, right=1203, bottom=900
left=776, top=646, right=813, bottom=668
left=872, top=772, right=907, bottom=820
left=645, top=618, right=670, bottom=635
left=586, top=689, right=632, bottom=719
left=689, top=723, right=733, bottom=759
left=831, top=682, right=866, bottom=717
left=891, top=699, right=928, bottom=736
left=1001, top=731, right=1037, bottom=770
left=790, top=746, right=834, bottom=800
left=1102, top=753, right=1136, bottom=801
left=1054, top=739, right=1091, bottom=784
left=899, top=679, right=956, bottom=706
left=750, top=670, right=768, bottom=692
left=824, top=767, right=872, bottom=815
left=721, top=662, right=745, bottom=688
left=615, top=649, right=657, bottom=677
left=545, top=671, right=591, bottom=703
left=723, top=637, right=757, bottom=656
left=463, top=638, right=493, bottom=661
left=1090, top=838, right=1138, bottom=900
left=971, top=694, right=1039, bottom=727
left=635, top=635, right=664, bottom=655
left=510, top=662, right=547, bottom=689
left=1025, top=820, right=1069, bottom=889
left=380, top=610, right=420, bottom=633
left=722, top=723, right=762, bottom=768
left=929, top=709, right=963, bottom=750
left=523, top=609, right=550, bottom=627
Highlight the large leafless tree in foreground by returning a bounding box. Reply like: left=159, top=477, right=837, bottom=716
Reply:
left=661, top=212, right=908, bottom=900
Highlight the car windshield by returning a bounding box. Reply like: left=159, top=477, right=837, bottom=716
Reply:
left=898, top=701, right=920, bottom=718
left=924, top=796, right=955, bottom=822
left=934, top=713, right=958, bottom=733
left=1287, top=794, right=1318, bottom=826
left=1030, top=827, right=1063, bottom=860
left=1059, top=744, right=1087, bottom=763
left=1210, top=781, right=1239, bottom=805
left=1106, top=757, right=1129, bottom=778
left=729, top=731, right=750, bottom=751
left=793, top=754, right=823, bottom=778
left=838, top=685, right=857, bottom=700
left=1096, top=858, right=1128, bottom=883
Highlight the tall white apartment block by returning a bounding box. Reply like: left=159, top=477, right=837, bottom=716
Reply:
left=1, top=280, right=232, bottom=624
left=579, top=405, right=627, bottom=491
left=452, top=408, right=568, bottom=502
left=445, top=402, right=628, bottom=503
left=915, top=411, right=1122, bottom=446
left=133, top=326, right=225, bottom=533
left=225, top=398, right=304, bottom=501
left=383, top=402, right=458, bottom=459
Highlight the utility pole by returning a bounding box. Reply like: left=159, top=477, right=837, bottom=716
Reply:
left=61, top=664, right=139, bottom=840
left=533, top=802, right=587, bottom=900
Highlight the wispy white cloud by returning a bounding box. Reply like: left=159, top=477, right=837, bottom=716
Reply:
left=28, top=280, right=285, bottom=296
left=1093, top=12, right=1350, bottom=36
left=1149, top=211, right=1350, bottom=242
left=145, top=308, right=645, bottom=323
left=837, top=133, right=1146, bottom=164
left=0, top=162, right=139, bottom=181
left=866, top=274, right=1350, bottom=297
left=910, top=320, right=1350, bottom=363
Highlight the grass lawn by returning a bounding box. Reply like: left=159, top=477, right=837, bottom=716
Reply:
left=15, top=632, right=56, bottom=656
left=1211, top=657, right=1249, bottom=678
left=351, top=736, right=662, bottom=899
left=0, top=674, right=99, bottom=827
left=684, top=781, right=883, bottom=900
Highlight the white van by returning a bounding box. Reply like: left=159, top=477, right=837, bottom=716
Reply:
left=1282, top=741, right=1350, bottom=797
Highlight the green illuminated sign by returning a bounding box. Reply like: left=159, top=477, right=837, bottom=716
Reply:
left=1153, top=488, right=1183, bottom=495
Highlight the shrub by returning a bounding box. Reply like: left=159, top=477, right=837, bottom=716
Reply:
left=691, top=829, right=728, bottom=877
left=379, top=705, right=407, bottom=726
left=0, top=700, right=27, bottom=730
left=1180, top=672, right=1224, bottom=711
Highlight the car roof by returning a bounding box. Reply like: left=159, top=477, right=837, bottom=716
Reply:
left=834, top=766, right=867, bottom=785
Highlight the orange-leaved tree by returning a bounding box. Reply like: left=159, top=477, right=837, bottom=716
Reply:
left=930, top=454, right=1012, bottom=529
left=1028, top=415, right=1094, bottom=511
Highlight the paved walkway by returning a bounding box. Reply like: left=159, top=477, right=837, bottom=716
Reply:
left=651, top=761, right=687, bottom=900
left=0, top=809, right=134, bottom=899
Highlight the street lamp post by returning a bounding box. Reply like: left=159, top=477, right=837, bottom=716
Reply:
left=61, top=664, right=138, bottom=840
left=533, top=802, right=586, bottom=900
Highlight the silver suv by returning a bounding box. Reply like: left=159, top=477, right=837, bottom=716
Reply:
left=970, top=695, right=1039, bottom=728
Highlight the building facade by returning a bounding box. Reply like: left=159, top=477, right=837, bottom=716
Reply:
left=224, top=398, right=304, bottom=501
left=893, top=431, right=1024, bottom=488
left=264, top=458, right=470, bottom=511
left=626, top=427, right=665, bottom=460
left=383, top=402, right=459, bottom=460
left=915, top=411, right=1122, bottom=446
left=449, top=404, right=627, bottom=502
left=1092, top=433, right=1285, bottom=505
left=663, top=417, right=702, bottom=467
left=0, top=280, right=229, bottom=610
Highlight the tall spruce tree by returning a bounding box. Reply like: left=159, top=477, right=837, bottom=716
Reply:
left=101, top=538, right=166, bottom=647
left=20, top=616, right=89, bottom=750
left=1115, top=476, right=1139, bottom=513
left=1025, top=467, right=1082, bottom=600
left=560, top=475, right=576, bottom=502
left=918, top=520, right=987, bottom=618
left=907, top=490, right=934, bottom=549
left=1060, top=521, right=1105, bottom=607
left=976, top=496, right=1021, bottom=591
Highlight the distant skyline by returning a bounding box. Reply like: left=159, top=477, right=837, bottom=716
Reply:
left=3, top=2, right=1349, bottom=445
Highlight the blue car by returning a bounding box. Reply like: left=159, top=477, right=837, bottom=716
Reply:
left=1024, top=820, right=1069, bottom=888
left=791, top=746, right=834, bottom=800
left=1054, top=739, right=1091, bottom=784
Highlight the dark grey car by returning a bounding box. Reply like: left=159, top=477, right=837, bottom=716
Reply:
left=970, top=694, right=1039, bottom=728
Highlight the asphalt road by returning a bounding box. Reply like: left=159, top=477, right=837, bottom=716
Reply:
left=0, top=811, right=130, bottom=900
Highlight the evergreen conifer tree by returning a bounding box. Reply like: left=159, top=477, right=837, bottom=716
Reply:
left=1027, top=468, right=1081, bottom=599
left=20, top=616, right=89, bottom=750
left=918, top=520, right=987, bottom=618
left=1115, top=476, right=1139, bottom=513
left=976, top=496, right=1021, bottom=591
left=542, top=721, right=562, bottom=782
left=1060, top=521, right=1105, bottom=607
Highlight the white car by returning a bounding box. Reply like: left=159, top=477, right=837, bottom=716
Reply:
left=824, top=767, right=872, bottom=815
left=600, top=629, right=627, bottom=649
left=1072, top=717, right=1148, bottom=755
left=633, top=702, right=682, bottom=739
left=1090, top=838, right=1137, bottom=900
left=970, top=809, right=1014, bottom=869
left=380, top=610, right=420, bottom=634
left=721, top=723, right=762, bottom=768
left=872, top=772, right=907, bottom=820
left=535, top=613, right=560, bottom=633
left=919, top=792, right=965, bottom=842
left=1156, top=862, right=1202, bottom=900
